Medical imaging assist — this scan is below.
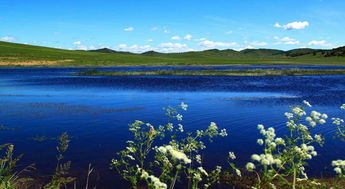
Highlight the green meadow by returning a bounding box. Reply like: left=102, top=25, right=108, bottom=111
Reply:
left=1, top=41, right=345, bottom=67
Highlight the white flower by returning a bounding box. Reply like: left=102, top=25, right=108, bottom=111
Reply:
left=178, top=124, right=184, bottom=132
left=251, top=154, right=261, bottom=161
left=157, top=145, right=191, bottom=164
left=303, top=100, right=312, bottom=107
left=228, top=152, right=236, bottom=160
left=246, top=162, right=255, bottom=171
left=292, top=107, right=306, bottom=116
left=319, top=119, right=326, bottom=124
left=309, top=121, right=316, bottom=127
left=176, top=114, right=183, bottom=121
left=140, top=169, right=167, bottom=189
left=305, top=117, right=313, bottom=122
left=126, top=155, right=135, bottom=160
left=219, top=129, right=228, bottom=136
left=334, top=167, right=342, bottom=174
left=275, top=137, right=285, bottom=145
left=340, top=104, right=345, bottom=110
left=321, top=114, right=328, bottom=119
left=257, top=139, right=264, bottom=145
left=285, top=112, right=293, bottom=119
left=180, top=102, right=188, bottom=111
left=209, top=122, right=218, bottom=130
left=332, top=118, right=344, bottom=125
left=235, top=169, right=241, bottom=177
left=198, top=167, right=208, bottom=176
left=257, top=124, right=264, bottom=130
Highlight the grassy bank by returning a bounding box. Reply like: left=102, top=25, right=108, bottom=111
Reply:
left=75, top=68, right=345, bottom=76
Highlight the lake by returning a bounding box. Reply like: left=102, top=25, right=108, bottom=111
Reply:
left=1, top=66, right=345, bottom=188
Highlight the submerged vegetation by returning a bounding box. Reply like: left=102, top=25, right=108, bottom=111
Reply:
left=76, top=69, right=345, bottom=76
left=1, top=101, right=345, bottom=188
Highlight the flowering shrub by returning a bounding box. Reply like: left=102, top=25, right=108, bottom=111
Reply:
left=111, top=103, right=232, bottom=189
left=246, top=101, right=328, bottom=189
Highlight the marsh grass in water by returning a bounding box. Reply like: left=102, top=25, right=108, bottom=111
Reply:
left=75, top=69, right=345, bottom=76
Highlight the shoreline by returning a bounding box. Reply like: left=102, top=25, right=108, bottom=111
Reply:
left=74, top=68, right=345, bottom=76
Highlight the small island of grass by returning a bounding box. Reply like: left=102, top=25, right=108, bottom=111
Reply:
left=75, top=68, right=345, bottom=76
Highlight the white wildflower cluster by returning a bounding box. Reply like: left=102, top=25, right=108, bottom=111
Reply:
left=176, top=114, right=183, bottom=121
left=303, top=100, right=312, bottom=107
left=332, top=117, right=344, bottom=126
left=251, top=153, right=282, bottom=166
left=305, top=111, right=327, bottom=127
left=139, top=168, right=167, bottom=189
left=219, top=128, right=228, bottom=136
left=156, top=145, right=191, bottom=164
left=245, top=162, right=255, bottom=171
left=198, top=167, right=208, bottom=176
left=292, top=106, right=306, bottom=117
left=314, top=134, right=323, bottom=143
left=284, top=112, right=293, bottom=119
left=178, top=124, right=184, bottom=132
left=228, top=152, right=236, bottom=160
left=209, top=122, right=217, bottom=130
left=293, top=144, right=317, bottom=160
left=180, top=102, right=188, bottom=111
left=257, top=124, right=285, bottom=149
left=332, top=160, right=345, bottom=175
left=129, top=120, right=144, bottom=132
left=341, top=104, right=345, bottom=110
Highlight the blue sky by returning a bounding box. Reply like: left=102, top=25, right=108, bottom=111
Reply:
left=1, top=0, right=344, bottom=53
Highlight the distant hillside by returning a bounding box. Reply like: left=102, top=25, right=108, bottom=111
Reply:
left=87, top=46, right=345, bottom=58
left=88, top=48, right=133, bottom=55
left=321, top=46, right=345, bottom=57
left=285, top=48, right=320, bottom=57
left=1, top=41, right=345, bottom=66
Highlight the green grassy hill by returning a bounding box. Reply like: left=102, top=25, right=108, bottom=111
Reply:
left=1, top=41, right=345, bottom=67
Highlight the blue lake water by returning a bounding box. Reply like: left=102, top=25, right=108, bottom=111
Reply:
left=1, top=66, right=345, bottom=188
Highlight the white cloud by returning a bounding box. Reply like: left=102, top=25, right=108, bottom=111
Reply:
left=249, top=41, right=268, bottom=46
left=124, top=27, right=134, bottom=31
left=159, top=43, right=187, bottom=48
left=163, top=26, right=170, bottom=33
left=308, top=40, right=332, bottom=47
left=151, top=27, right=159, bottom=31
left=274, top=36, right=300, bottom=45
left=183, top=34, right=193, bottom=40
left=76, top=45, right=88, bottom=50
left=274, top=21, right=309, bottom=30
left=0, top=36, right=16, bottom=41
left=198, top=38, right=207, bottom=41
left=145, top=39, right=153, bottom=42
left=158, top=42, right=191, bottom=52
left=118, top=44, right=127, bottom=49
left=118, top=44, right=152, bottom=53
left=171, top=36, right=181, bottom=40
left=73, top=41, right=82, bottom=45
left=198, top=40, right=237, bottom=48
left=224, top=30, right=233, bottom=34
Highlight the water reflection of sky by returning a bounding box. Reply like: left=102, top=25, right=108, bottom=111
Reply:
left=1, top=66, right=345, bottom=188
